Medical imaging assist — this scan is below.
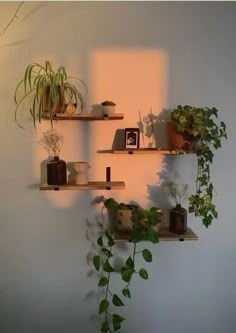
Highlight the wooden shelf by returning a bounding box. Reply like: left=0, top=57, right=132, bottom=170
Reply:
left=114, top=227, right=198, bottom=241
left=40, top=181, right=125, bottom=191
left=42, top=113, right=124, bottom=121
left=97, top=148, right=193, bottom=155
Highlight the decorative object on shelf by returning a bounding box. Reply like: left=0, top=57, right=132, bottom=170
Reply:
left=101, top=100, right=116, bottom=116
left=124, top=128, right=140, bottom=149
left=106, top=166, right=111, bottom=182
left=92, top=197, right=162, bottom=333
left=14, top=60, right=87, bottom=128
left=137, top=108, right=157, bottom=148
left=162, top=181, right=189, bottom=234
left=74, top=161, right=90, bottom=185
left=171, top=105, right=227, bottom=227
left=39, top=128, right=67, bottom=185
left=64, top=102, right=77, bottom=118
left=166, top=121, right=186, bottom=152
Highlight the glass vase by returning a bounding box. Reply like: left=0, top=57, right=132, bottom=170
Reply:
left=169, top=204, right=187, bottom=234
left=47, top=156, right=67, bottom=185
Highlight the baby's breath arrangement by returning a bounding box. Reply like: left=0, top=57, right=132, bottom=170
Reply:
left=163, top=181, right=189, bottom=206
left=39, top=129, right=63, bottom=156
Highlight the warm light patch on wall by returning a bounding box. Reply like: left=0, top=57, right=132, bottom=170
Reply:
left=89, top=48, right=168, bottom=120
left=89, top=48, right=169, bottom=206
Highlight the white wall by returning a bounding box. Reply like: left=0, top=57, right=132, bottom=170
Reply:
left=0, top=2, right=235, bottom=333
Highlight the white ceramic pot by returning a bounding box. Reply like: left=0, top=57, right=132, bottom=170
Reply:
left=74, top=161, right=90, bottom=185
left=102, top=105, right=115, bottom=116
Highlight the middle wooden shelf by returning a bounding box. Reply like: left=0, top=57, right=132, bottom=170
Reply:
left=97, top=148, right=191, bottom=155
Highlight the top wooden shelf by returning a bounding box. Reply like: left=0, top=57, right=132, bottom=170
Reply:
left=97, top=148, right=193, bottom=155
left=42, top=113, right=124, bottom=121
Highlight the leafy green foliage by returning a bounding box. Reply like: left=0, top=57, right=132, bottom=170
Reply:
left=142, top=249, right=152, bottom=262
left=122, top=287, right=131, bottom=298
left=112, top=294, right=124, bottom=306
left=98, top=277, right=109, bottom=287
left=139, top=268, right=149, bottom=280
left=14, top=60, right=87, bottom=129
left=101, top=321, right=109, bottom=333
left=93, top=255, right=100, bottom=271
left=99, top=299, right=109, bottom=314
left=171, top=105, right=227, bottom=227
left=112, top=314, right=125, bottom=331
left=94, top=197, right=161, bottom=332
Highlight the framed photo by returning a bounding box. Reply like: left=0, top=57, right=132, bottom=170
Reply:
left=124, top=128, right=140, bottom=149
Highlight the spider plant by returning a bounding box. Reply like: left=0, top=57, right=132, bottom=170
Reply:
left=14, top=60, right=87, bottom=128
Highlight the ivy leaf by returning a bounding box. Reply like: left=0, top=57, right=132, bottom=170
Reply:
left=99, top=299, right=109, bottom=314
left=125, top=256, right=134, bottom=269
left=101, top=321, right=109, bottom=332
left=93, top=255, right=100, bottom=271
left=147, top=229, right=159, bottom=243
left=105, top=231, right=115, bottom=247
left=139, top=268, right=149, bottom=280
left=142, top=249, right=152, bottom=262
left=98, top=277, right=108, bottom=287
left=122, top=287, right=131, bottom=298
left=103, top=260, right=114, bottom=272
left=112, top=294, right=124, bottom=306
left=121, top=268, right=134, bottom=282
left=112, top=314, right=126, bottom=331
left=97, top=236, right=103, bottom=247
left=101, top=248, right=113, bottom=258
left=130, top=229, right=146, bottom=243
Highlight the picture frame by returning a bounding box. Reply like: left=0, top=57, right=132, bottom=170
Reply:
left=124, top=128, right=140, bottom=149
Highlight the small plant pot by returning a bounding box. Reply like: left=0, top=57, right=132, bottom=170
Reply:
left=102, top=105, right=115, bottom=116
left=166, top=121, right=185, bottom=151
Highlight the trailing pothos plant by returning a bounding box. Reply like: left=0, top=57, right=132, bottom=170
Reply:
left=93, top=197, right=162, bottom=332
left=171, top=105, right=227, bottom=227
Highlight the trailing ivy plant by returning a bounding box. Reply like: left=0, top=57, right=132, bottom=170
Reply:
left=171, top=105, right=227, bottom=227
left=93, top=197, right=162, bottom=332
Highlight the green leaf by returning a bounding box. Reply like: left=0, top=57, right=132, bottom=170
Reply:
left=103, top=260, right=114, bottom=273
left=130, top=229, right=146, bottom=243
left=125, top=256, right=134, bottom=269
left=101, top=321, right=109, bottom=332
left=112, top=314, right=125, bottom=331
left=101, top=248, right=113, bottom=258
left=142, top=249, right=152, bottom=262
left=97, top=235, right=103, bottom=247
left=112, top=294, right=124, bottom=306
left=105, top=231, right=115, bottom=247
left=121, top=268, right=134, bottom=282
left=147, top=229, right=159, bottom=243
left=99, top=299, right=109, bottom=314
left=122, top=287, right=131, bottom=298
left=93, top=255, right=100, bottom=271
left=98, top=277, right=109, bottom=287
left=139, top=268, right=149, bottom=280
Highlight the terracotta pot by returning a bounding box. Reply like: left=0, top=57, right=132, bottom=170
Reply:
left=43, top=86, right=64, bottom=114
left=166, top=121, right=185, bottom=151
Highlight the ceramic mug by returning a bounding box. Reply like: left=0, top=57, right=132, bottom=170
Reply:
left=74, top=161, right=90, bottom=185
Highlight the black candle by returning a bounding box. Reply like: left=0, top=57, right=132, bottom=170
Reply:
left=106, top=167, right=111, bottom=182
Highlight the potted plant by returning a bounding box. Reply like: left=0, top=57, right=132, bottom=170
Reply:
left=162, top=181, right=189, bottom=234
left=93, top=197, right=162, bottom=332
left=101, top=100, right=116, bottom=116
left=170, top=105, right=227, bottom=227
left=14, top=60, right=87, bottom=128
left=38, top=128, right=67, bottom=185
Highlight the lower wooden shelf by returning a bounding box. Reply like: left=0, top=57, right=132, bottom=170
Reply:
left=40, top=181, right=125, bottom=191
left=114, top=227, right=198, bottom=242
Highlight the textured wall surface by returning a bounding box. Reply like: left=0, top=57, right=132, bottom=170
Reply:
left=0, top=2, right=235, bottom=333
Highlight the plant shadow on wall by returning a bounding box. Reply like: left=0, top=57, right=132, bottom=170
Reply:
left=86, top=196, right=162, bottom=332
left=147, top=105, right=227, bottom=228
